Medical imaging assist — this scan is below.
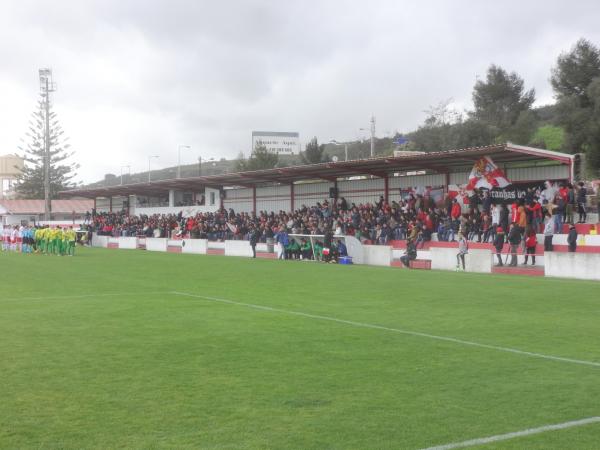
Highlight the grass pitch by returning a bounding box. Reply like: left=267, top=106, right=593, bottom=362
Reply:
left=1, top=247, right=600, bottom=449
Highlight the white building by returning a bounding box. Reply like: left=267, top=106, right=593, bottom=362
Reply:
left=0, top=154, right=24, bottom=199
left=251, top=131, right=300, bottom=155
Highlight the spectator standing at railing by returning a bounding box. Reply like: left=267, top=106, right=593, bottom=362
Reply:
left=499, top=203, right=509, bottom=234
left=493, top=226, right=505, bottom=266
left=249, top=225, right=259, bottom=258
left=523, top=227, right=537, bottom=265
left=543, top=212, right=554, bottom=252
left=527, top=198, right=542, bottom=233
left=567, top=225, right=578, bottom=252
left=565, top=184, right=575, bottom=225
left=576, top=181, right=587, bottom=223
left=507, top=222, right=522, bottom=267
left=553, top=196, right=564, bottom=234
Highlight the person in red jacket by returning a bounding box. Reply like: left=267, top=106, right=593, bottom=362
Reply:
left=450, top=199, right=461, bottom=240
left=523, top=227, right=537, bottom=265
left=511, top=201, right=519, bottom=223
left=451, top=199, right=461, bottom=220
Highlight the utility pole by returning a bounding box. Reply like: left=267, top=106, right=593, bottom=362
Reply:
left=39, top=68, right=56, bottom=221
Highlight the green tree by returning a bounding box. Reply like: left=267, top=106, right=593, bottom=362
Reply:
left=236, top=144, right=278, bottom=171
left=301, top=137, right=326, bottom=164
left=471, top=64, right=535, bottom=136
left=233, top=151, right=247, bottom=172
left=551, top=38, right=600, bottom=107
left=15, top=94, right=79, bottom=198
left=408, top=100, right=495, bottom=151
left=550, top=38, right=600, bottom=174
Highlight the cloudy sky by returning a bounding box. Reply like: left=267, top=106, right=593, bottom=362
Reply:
left=1, top=0, right=600, bottom=183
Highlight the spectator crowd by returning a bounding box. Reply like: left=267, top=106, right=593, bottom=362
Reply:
left=88, top=181, right=596, bottom=264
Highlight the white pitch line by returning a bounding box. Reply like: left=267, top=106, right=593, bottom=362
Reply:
left=0, top=291, right=170, bottom=303
left=420, top=416, right=600, bottom=450
left=170, top=291, right=600, bottom=369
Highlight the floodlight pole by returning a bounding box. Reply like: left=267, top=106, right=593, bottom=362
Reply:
left=177, top=144, right=191, bottom=178
left=39, top=68, right=56, bottom=221
left=370, top=115, right=375, bottom=158
left=148, top=155, right=159, bottom=182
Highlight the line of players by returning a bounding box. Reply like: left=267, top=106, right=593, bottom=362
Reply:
left=1, top=225, right=77, bottom=256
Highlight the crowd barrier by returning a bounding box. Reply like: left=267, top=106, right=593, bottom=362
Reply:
left=145, top=238, right=168, bottom=252
left=89, top=234, right=600, bottom=282
left=545, top=252, right=600, bottom=281
left=430, top=247, right=492, bottom=273
left=225, top=240, right=254, bottom=258
left=363, top=245, right=392, bottom=267
left=181, top=239, right=208, bottom=254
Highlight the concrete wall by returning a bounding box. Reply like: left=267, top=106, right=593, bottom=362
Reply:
left=181, top=239, right=208, bottom=254
left=545, top=252, right=600, bottom=281
left=225, top=240, right=254, bottom=257
left=91, top=234, right=108, bottom=248
left=146, top=238, right=168, bottom=252
left=430, top=247, right=492, bottom=273
left=118, top=237, right=137, bottom=249
left=344, top=235, right=364, bottom=264
left=363, top=245, right=392, bottom=266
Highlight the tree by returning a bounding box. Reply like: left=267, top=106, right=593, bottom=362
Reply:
left=471, top=64, right=535, bottom=136
left=551, top=38, right=600, bottom=107
left=15, top=94, right=79, bottom=199
left=301, top=137, right=326, bottom=164
left=234, top=151, right=247, bottom=172
left=550, top=39, right=600, bottom=174
left=235, top=144, right=278, bottom=171
left=408, top=99, right=496, bottom=151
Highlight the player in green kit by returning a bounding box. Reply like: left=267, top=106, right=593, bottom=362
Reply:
left=66, top=227, right=76, bottom=256
left=42, top=227, right=50, bottom=254
left=61, top=227, right=69, bottom=255
left=55, top=227, right=64, bottom=255
left=50, top=227, right=58, bottom=255
left=34, top=227, right=42, bottom=253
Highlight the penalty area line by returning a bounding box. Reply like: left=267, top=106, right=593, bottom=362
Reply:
left=420, top=416, right=600, bottom=450
left=170, top=291, right=600, bottom=369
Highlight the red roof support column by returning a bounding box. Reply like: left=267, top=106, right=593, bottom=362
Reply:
left=109, top=196, right=113, bottom=212
left=252, top=186, right=257, bottom=215
left=290, top=183, right=295, bottom=211
left=444, top=172, right=450, bottom=192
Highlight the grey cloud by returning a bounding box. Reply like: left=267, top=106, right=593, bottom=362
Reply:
left=2, top=0, right=600, bottom=182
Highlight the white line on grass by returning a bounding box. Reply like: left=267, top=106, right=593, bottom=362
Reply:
left=420, top=416, right=600, bottom=449
left=1, top=292, right=170, bottom=303
left=170, top=291, right=600, bottom=369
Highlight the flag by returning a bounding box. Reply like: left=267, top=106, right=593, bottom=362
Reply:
left=448, top=184, right=470, bottom=206
left=466, top=156, right=511, bottom=190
